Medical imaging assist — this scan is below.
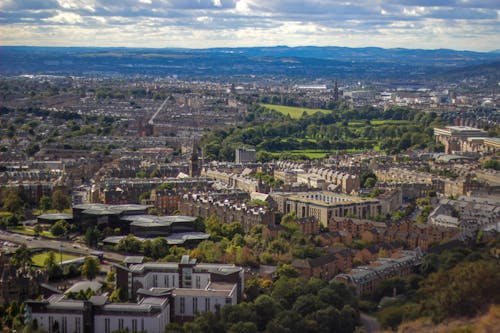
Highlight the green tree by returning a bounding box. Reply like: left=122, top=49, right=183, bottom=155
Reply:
left=115, top=234, right=142, bottom=253
left=84, top=227, right=101, bottom=248
left=254, top=294, right=280, bottom=330
left=50, top=220, right=68, bottom=237
left=51, top=189, right=71, bottom=211
left=33, top=224, right=43, bottom=237
left=44, top=251, right=62, bottom=279
left=39, top=196, right=51, bottom=211
left=2, top=188, right=25, bottom=214
left=10, top=244, right=33, bottom=270
left=81, top=256, right=100, bottom=280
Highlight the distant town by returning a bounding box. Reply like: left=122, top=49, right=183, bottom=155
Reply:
left=0, top=48, right=499, bottom=333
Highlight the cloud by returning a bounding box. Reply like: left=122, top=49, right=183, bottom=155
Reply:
left=0, top=0, right=498, bottom=51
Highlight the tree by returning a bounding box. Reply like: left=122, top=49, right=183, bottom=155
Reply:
left=44, top=251, right=62, bottom=279
left=33, top=224, right=43, bottom=237
left=115, top=234, right=143, bottom=254
left=2, top=188, right=25, bottom=214
left=50, top=220, right=68, bottom=237
left=51, top=189, right=71, bottom=211
left=39, top=196, right=51, bottom=211
left=85, top=227, right=101, bottom=248
left=81, top=256, right=100, bottom=280
left=254, top=294, right=280, bottom=330
left=10, top=244, right=33, bottom=270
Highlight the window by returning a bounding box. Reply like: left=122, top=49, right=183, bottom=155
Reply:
left=153, top=274, right=158, bottom=287
left=62, top=317, right=67, bottom=333
left=180, top=297, right=185, bottom=314
left=119, top=319, right=124, bottom=330
left=193, top=297, right=198, bottom=314
left=225, top=297, right=232, bottom=305
left=75, top=318, right=81, bottom=333
left=141, top=319, right=144, bottom=331
left=132, top=319, right=137, bottom=332
left=49, top=317, right=53, bottom=333
left=196, top=276, right=201, bottom=289
left=164, top=275, right=167, bottom=287
left=105, top=318, right=110, bottom=333
left=205, top=298, right=211, bottom=312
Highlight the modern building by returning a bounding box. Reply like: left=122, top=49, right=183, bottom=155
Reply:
left=72, top=203, right=152, bottom=232
left=235, top=147, right=256, bottom=164
left=124, top=215, right=198, bottom=237
left=115, top=255, right=243, bottom=301
left=26, top=293, right=170, bottom=333
left=115, top=255, right=244, bottom=322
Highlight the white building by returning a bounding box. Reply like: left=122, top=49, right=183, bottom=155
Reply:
left=115, top=255, right=244, bottom=322
left=235, top=147, right=256, bottom=164
left=26, top=293, right=170, bottom=333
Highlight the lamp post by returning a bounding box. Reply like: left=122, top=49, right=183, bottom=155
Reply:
left=60, top=243, right=63, bottom=265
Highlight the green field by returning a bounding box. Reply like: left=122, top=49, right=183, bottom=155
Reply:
left=347, top=120, right=411, bottom=127
left=270, top=150, right=331, bottom=159
left=261, top=104, right=331, bottom=119
left=32, top=251, right=77, bottom=267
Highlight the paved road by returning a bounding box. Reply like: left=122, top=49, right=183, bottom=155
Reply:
left=0, top=231, right=125, bottom=263
left=360, top=312, right=380, bottom=333
left=148, top=98, right=169, bottom=125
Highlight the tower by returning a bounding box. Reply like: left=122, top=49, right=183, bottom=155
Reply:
left=333, top=80, right=339, bottom=102
left=189, top=145, right=200, bottom=177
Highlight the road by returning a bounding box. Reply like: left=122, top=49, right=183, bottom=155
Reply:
left=360, top=312, right=380, bottom=333
left=148, top=98, right=169, bottom=125
left=0, top=232, right=125, bottom=263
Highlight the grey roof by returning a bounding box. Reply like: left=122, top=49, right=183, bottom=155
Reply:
left=65, top=280, right=102, bottom=294
left=37, top=213, right=73, bottom=221
left=124, top=256, right=145, bottom=264
left=74, top=203, right=152, bottom=215
left=102, top=232, right=209, bottom=245
left=123, top=214, right=196, bottom=227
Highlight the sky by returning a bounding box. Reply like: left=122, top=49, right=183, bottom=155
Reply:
left=0, top=0, right=499, bottom=51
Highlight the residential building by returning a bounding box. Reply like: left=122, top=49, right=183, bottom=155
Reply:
left=235, top=147, right=256, bottom=164
left=333, top=249, right=423, bottom=295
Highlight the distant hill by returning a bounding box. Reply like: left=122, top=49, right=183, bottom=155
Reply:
left=431, top=60, right=500, bottom=82
left=1, top=45, right=499, bottom=80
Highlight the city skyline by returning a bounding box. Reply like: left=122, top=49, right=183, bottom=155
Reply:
left=1, top=0, right=499, bottom=51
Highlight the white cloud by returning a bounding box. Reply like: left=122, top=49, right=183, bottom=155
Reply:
left=0, top=0, right=499, bottom=50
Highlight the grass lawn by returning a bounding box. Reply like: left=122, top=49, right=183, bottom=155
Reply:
left=9, top=227, right=57, bottom=239
left=261, top=104, right=331, bottom=119
left=32, top=251, right=77, bottom=267
left=270, top=150, right=331, bottom=159
left=370, top=120, right=411, bottom=125
left=33, top=208, right=73, bottom=216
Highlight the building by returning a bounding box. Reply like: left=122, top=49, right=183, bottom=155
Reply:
left=178, top=194, right=275, bottom=232
left=235, top=147, right=256, bottom=164
left=124, top=215, right=198, bottom=237
left=115, top=255, right=244, bottom=321
left=72, top=203, right=152, bottom=232
left=26, top=292, right=170, bottom=333
left=271, top=191, right=383, bottom=227
left=291, top=248, right=353, bottom=280
left=433, top=126, right=499, bottom=154
left=333, top=249, right=422, bottom=296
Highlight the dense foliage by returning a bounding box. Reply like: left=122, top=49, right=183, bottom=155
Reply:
left=376, top=238, right=500, bottom=330
left=165, top=273, right=361, bottom=333
left=202, top=104, right=444, bottom=161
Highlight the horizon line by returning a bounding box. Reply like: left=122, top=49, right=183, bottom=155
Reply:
left=0, top=44, right=498, bottom=54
